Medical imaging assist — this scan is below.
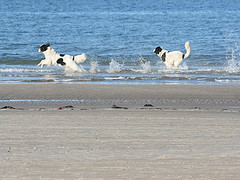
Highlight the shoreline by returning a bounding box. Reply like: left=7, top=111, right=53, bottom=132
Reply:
left=1, top=83, right=239, bottom=99
left=0, top=84, right=240, bottom=110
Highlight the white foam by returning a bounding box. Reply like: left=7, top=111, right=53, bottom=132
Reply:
left=104, top=76, right=125, bottom=80
left=215, top=79, right=240, bottom=83
left=0, top=68, right=52, bottom=73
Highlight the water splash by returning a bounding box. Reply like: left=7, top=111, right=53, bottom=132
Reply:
left=178, top=62, right=189, bottom=71
left=132, top=56, right=152, bottom=74
left=132, top=61, right=152, bottom=74
left=226, top=48, right=240, bottom=73
left=157, top=61, right=188, bottom=73
left=225, top=31, right=240, bottom=73
left=139, top=61, right=152, bottom=74
left=89, top=61, right=99, bottom=73
left=64, top=64, right=86, bottom=75
left=106, top=59, right=123, bottom=73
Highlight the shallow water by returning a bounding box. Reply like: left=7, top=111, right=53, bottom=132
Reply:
left=0, top=0, right=240, bottom=84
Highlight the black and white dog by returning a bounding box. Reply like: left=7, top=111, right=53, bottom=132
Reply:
left=38, top=43, right=87, bottom=72
left=153, top=41, right=191, bottom=69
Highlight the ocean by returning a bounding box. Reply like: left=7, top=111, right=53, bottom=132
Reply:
left=0, top=0, right=240, bottom=84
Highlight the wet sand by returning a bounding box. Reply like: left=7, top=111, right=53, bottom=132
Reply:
left=0, top=84, right=240, bottom=179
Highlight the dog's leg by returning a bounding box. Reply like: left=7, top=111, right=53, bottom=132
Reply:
left=38, top=60, right=45, bottom=68
left=38, top=59, right=50, bottom=68
left=67, top=62, right=81, bottom=72
left=165, top=62, right=174, bottom=69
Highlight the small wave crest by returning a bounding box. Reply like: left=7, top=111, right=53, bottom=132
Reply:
left=0, top=66, right=55, bottom=73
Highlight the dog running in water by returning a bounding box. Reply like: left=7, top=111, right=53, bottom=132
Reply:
left=153, top=42, right=191, bottom=69
left=38, top=43, right=87, bottom=72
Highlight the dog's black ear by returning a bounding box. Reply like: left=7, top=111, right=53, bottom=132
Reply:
left=153, top=46, right=162, bottom=54
left=40, top=43, right=50, bottom=52
left=157, top=46, right=162, bottom=51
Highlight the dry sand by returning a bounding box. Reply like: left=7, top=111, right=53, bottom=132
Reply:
left=0, top=84, right=240, bottom=179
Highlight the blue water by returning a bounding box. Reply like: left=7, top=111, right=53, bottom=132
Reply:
left=0, top=0, right=240, bottom=84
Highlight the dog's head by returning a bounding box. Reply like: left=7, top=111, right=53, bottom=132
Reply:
left=38, top=43, right=50, bottom=53
left=153, top=46, right=162, bottom=55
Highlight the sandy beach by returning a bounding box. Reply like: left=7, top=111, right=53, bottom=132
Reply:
left=1, top=84, right=240, bottom=179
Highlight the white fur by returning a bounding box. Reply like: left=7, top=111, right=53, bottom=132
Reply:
left=38, top=45, right=87, bottom=72
left=154, top=41, right=191, bottom=69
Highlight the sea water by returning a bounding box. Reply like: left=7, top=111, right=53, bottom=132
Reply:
left=0, top=0, right=240, bottom=84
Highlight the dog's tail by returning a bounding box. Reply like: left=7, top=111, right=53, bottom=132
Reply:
left=183, top=41, right=191, bottom=59
left=73, top=53, right=87, bottom=64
